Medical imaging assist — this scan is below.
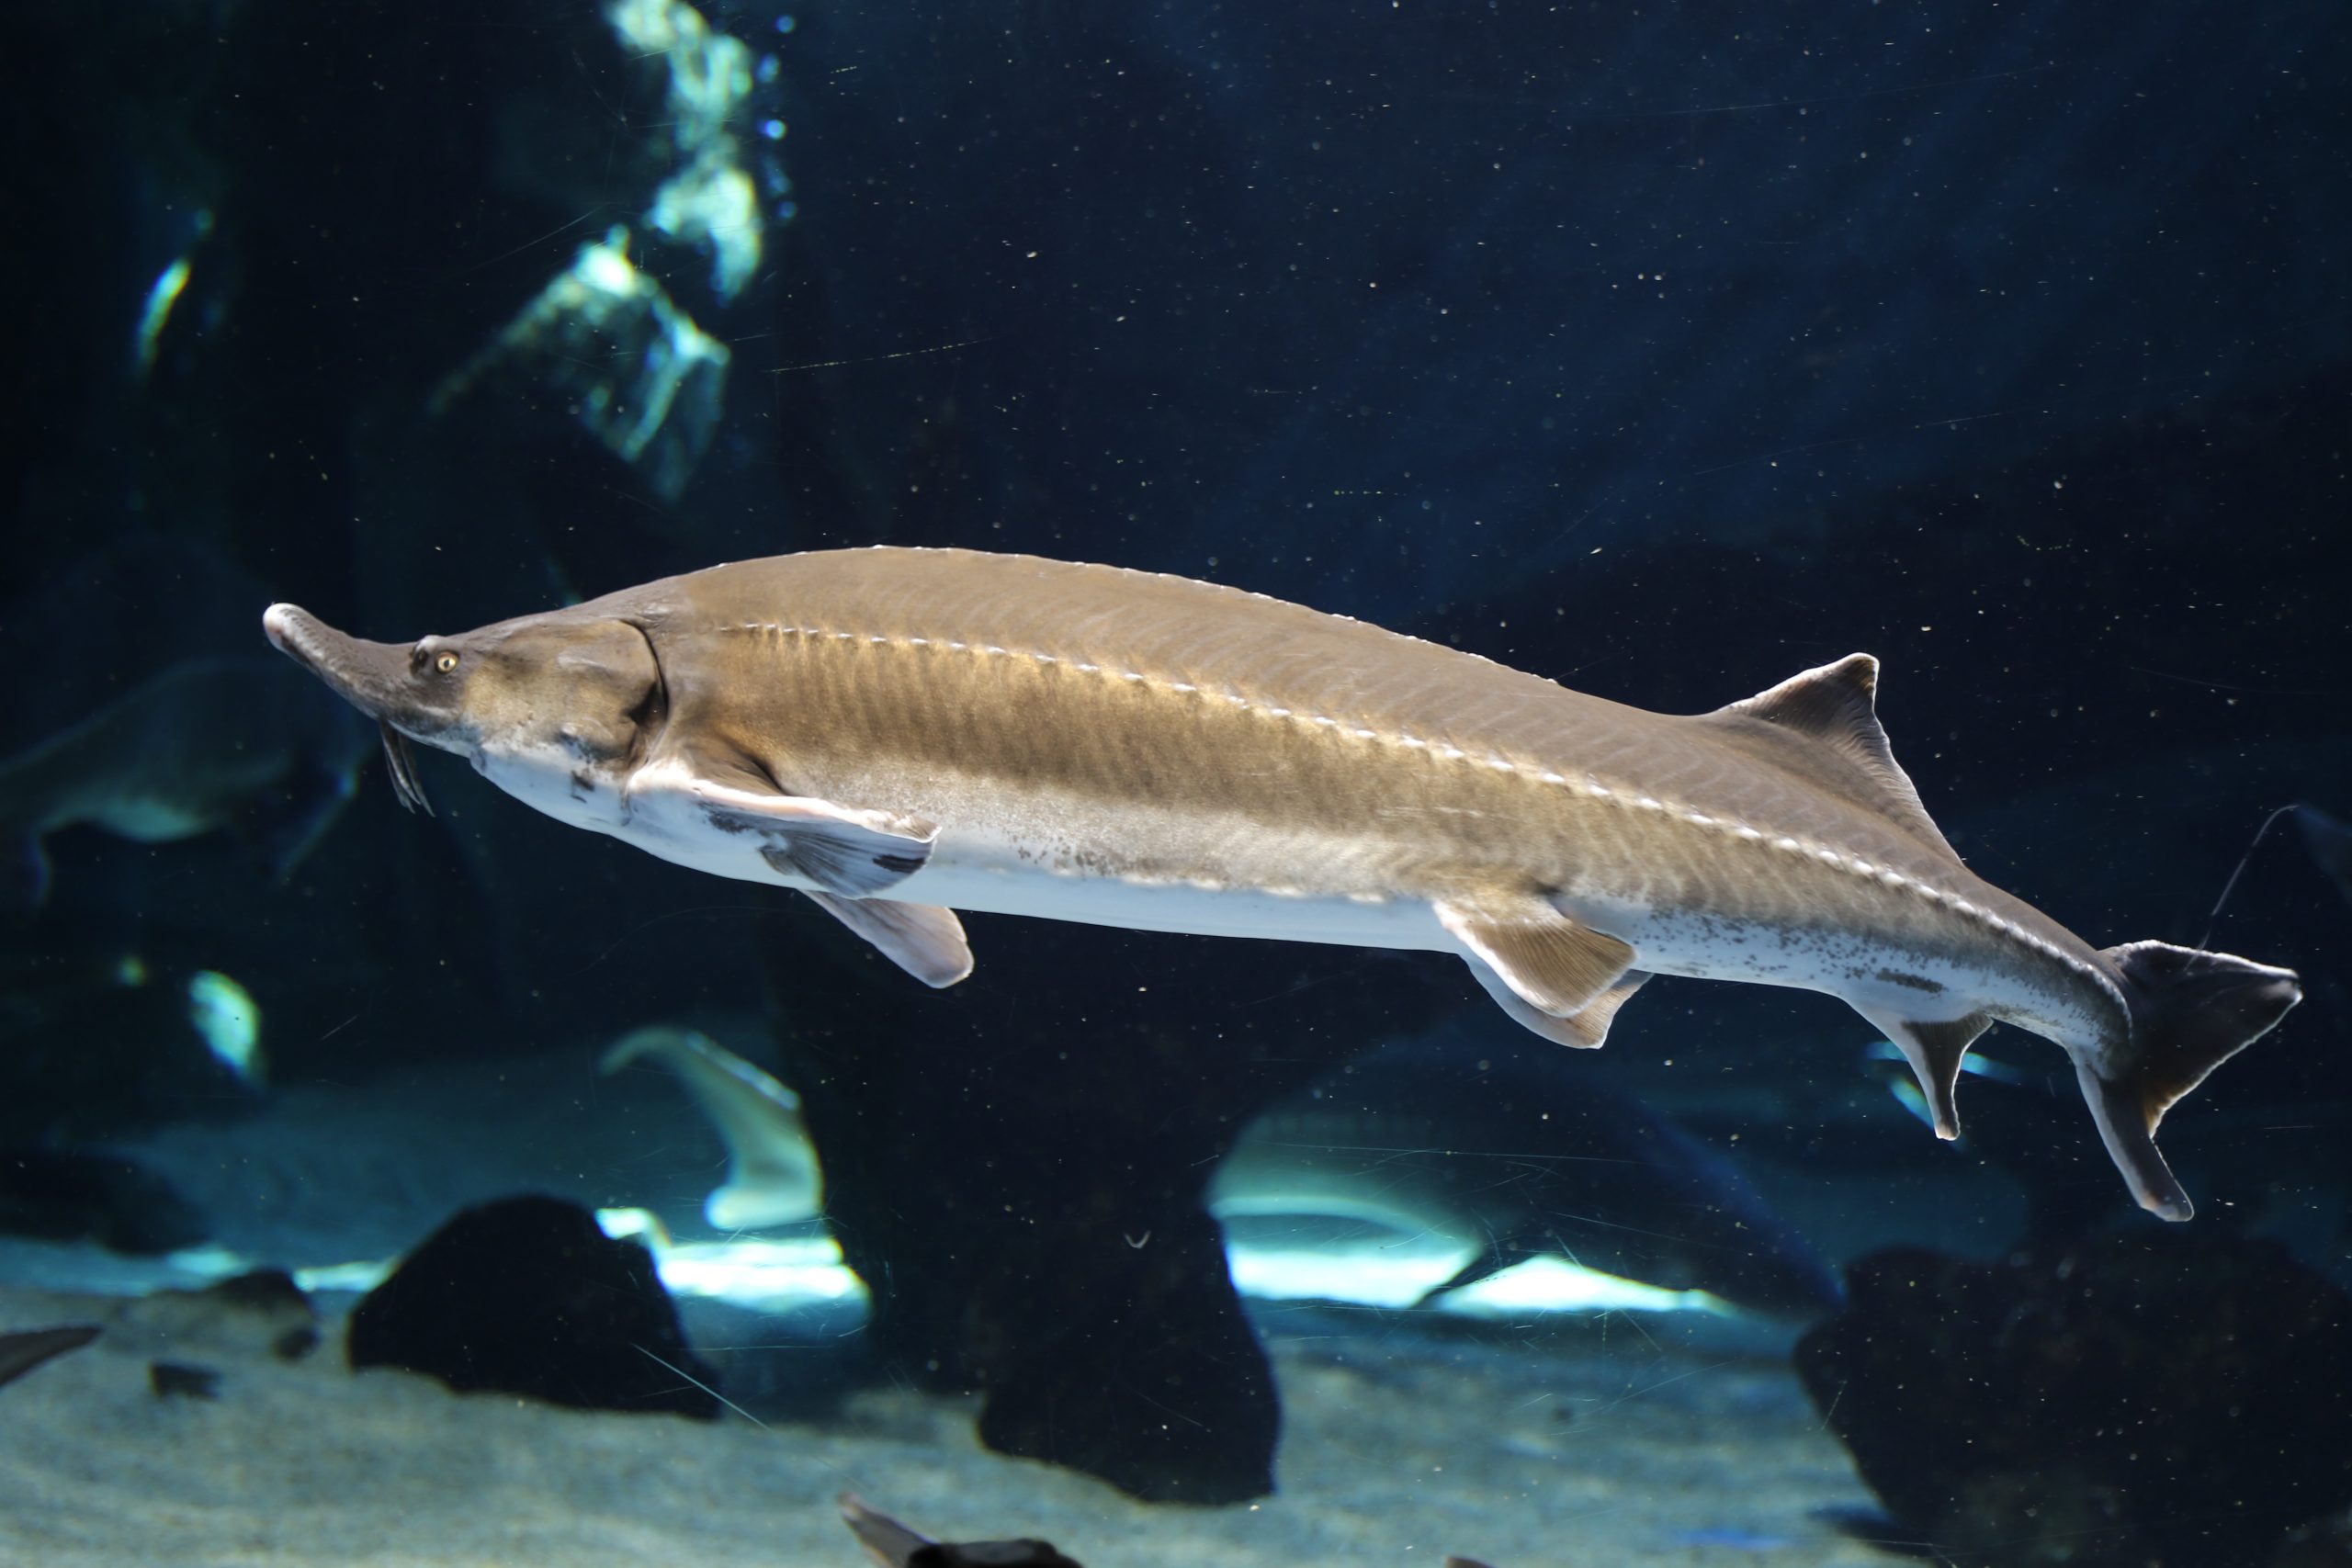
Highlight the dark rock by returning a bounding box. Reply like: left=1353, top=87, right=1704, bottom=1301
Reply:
left=1795, top=1231, right=2352, bottom=1568
left=207, top=1267, right=307, bottom=1314
left=150, top=1360, right=221, bottom=1400
left=766, top=913, right=1452, bottom=1502
left=971, top=1199, right=1279, bottom=1505
left=0, top=1145, right=209, bottom=1255
left=209, top=1269, right=322, bottom=1360
left=117, top=1268, right=319, bottom=1364
left=346, top=1194, right=718, bottom=1419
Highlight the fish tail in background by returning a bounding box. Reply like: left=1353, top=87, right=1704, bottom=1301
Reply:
left=2294, top=803, right=2352, bottom=909
left=2, top=830, right=51, bottom=912
left=0, top=746, right=54, bottom=910
left=2078, top=941, right=2302, bottom=1221
left=240, top=763, right=362, bottom=883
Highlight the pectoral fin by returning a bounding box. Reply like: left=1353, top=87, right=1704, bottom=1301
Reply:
left=805, top=890, right=975, bottom=987
left=1466, top=958, right=1652, bottom=1048
left=1438, top=895, right=1638, bottom=1032
left=689, top=780, right=938, bottom=897
left=1853, top=1006, right=1992, bottom=1140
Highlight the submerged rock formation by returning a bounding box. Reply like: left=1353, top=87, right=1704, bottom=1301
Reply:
left=1796, top=1231, right=2352, bottom=1568
left=348, top=1193, right=719, bottom=1420
left=761, top=908, right=1457, bottom=1503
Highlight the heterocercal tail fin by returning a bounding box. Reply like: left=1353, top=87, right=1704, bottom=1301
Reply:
left=2081, top=940, right=2301, bottom=1221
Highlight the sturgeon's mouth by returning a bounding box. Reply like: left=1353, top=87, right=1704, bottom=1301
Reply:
left=264, top=603, right=447, bottom=815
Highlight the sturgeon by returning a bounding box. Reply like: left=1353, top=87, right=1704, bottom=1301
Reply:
left=260, top=547, right=2301, bottom=1218
left=1213, top=1040, right=1844, bottom=1319
left=1, top=657, right=368, bottom=909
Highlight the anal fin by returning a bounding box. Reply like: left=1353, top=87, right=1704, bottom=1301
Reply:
left=1438, top=894, right=1637, bottom=1032
left=1853, top=1006, right=1992, bottom=1140
left=806, top=891, right=975, bottom=987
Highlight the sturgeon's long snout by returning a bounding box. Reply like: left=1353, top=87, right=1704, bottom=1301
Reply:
left=263, top=604, right=415, bottom=720
left=263, top=603, right=450, bottom=814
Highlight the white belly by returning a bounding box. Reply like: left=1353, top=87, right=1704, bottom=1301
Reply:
left=892, top=829, right=1453, bottom=951
left=492, top=745, right=1452, bottom=953
left=487, top=743, right=1982, bottom=1026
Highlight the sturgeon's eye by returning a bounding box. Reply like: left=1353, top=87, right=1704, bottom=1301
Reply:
left=434, top=652, right=459, bottom=673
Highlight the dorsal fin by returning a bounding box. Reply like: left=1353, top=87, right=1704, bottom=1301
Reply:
left=1705, top=653, right=1959, bottom=859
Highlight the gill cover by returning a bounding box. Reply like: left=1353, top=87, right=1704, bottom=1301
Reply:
left=522, top=619, right=665, bottom=765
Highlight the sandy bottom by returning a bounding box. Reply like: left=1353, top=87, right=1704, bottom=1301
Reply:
left=0, top=1277, right=1905, bottom=1568
left=0, top=1044, right=1935, bottom=1565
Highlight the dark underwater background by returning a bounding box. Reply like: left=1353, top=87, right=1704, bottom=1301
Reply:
left=3, top=1, right=2349, bottom=1563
